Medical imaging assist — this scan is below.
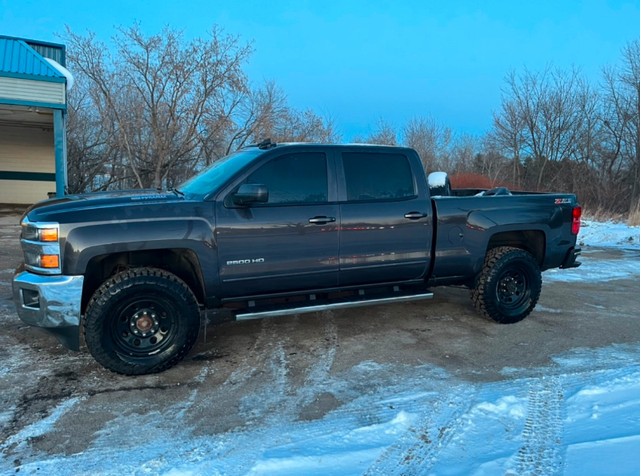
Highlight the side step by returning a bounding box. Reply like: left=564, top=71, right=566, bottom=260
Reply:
left=235, top=292, right=434, bottom=321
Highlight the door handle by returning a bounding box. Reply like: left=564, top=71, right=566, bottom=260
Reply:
left=404, top=211, right=427, bottom=220
left=309, top=216, right=336, bottom=225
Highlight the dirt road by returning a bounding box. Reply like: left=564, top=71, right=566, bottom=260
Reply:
left=1, top=215, right=639, bottom=474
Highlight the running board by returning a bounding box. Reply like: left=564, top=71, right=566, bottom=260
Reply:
left=235, top=292, right=434, bottom=321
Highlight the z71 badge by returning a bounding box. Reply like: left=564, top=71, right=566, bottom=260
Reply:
left=555, top=198, right=572, bottom=204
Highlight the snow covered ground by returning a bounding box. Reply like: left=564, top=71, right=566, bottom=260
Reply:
left=1, top=219, right=639, bottom=475
left=545, top=219, right=640, bottom=284
left=578, top=219, right=640, bottom=250
left=6, top=347, right=640, bottom=476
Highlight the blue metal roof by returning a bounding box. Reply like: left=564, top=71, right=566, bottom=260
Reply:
left=0, top=36, right=65, bottom=82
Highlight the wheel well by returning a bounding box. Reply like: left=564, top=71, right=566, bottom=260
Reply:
left=486, top=230, right=545, bottom=265
left=81, top=249, right=205, bottom=313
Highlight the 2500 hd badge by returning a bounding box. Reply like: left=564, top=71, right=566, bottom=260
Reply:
left=226, top=258, right=266, bottom=265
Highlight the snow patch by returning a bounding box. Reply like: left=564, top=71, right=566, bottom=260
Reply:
left=534, top=305, right=563, bottom=313
left=477, top=395, right=526, bottom=418
left=579, top=220, right=640, bottom=249
left=543, top=251, right=640, bottom=283
left=3, top=397, right=81, bottom=450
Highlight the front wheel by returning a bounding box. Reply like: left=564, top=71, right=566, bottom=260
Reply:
left=471, top=247, right=542, bottom=324
left=84, top=268, right=200, bottom=375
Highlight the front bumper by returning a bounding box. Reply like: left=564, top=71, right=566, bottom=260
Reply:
left=12, top=266, right=84, bottom=350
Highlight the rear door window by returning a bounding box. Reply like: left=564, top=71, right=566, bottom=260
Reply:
left=342, top=153, right=415, bottom=201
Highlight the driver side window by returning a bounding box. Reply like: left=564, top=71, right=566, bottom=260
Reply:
left=245, top=153, right=328, bottom=205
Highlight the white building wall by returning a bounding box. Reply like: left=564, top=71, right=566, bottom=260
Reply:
left=0, top=123, right=55, bottom=204
left=0, top=77, right=65, bottom=105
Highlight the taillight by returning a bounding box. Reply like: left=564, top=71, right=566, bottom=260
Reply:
left=572, top=206, right=582, bottom=235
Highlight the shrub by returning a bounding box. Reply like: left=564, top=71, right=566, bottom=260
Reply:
left=450, top=173, right=493, bottom=189
left=450, top=173, right=517, bottom=190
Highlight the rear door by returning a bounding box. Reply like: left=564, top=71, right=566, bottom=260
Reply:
left=338, top=150, right=432, bottom=286
left=215, top=150, right=339, bottom=297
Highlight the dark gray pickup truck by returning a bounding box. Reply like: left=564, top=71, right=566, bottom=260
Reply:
left=12, top=142, right=581, bottom=374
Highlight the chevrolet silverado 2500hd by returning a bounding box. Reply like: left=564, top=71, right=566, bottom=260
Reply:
left=12, top=142, right=581, bottom=374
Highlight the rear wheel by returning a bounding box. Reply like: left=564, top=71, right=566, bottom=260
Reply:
left=471, top=246, right=541, bottom=324
left=84, top=268, right=200, bottom=375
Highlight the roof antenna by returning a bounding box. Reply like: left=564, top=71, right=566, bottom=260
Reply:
left=256, top=138, right=277, bottom=149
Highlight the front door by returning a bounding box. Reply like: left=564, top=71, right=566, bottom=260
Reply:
left=215, top=151, right=339, bottom=297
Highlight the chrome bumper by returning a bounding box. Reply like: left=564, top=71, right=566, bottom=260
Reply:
left=12, top=268, right=84, bottom=350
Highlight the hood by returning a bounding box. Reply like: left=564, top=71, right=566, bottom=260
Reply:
left=25, top=189, right=186, bottom=223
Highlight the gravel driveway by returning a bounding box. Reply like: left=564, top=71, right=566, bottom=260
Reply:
left=1, top=214, right=639, bottom=474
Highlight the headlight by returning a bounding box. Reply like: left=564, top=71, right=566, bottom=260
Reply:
left=22, top=224, right=39, bottom=241
left=21, top=218, right=61, bottom=274
left=22, top=226, right=58, bottom=242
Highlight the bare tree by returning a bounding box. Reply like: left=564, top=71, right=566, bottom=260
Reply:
left=274, top=109, right=340, bottom=143
left=250, top=89, right=341, bottom=144
left=491, top=91, right=526, bottom=187
left=356, top=119, right=397, bottom=145
left=64, top=24, right=252, bottom=189
left=618, top=39, right=640, bottom=206
left=209, top=81, right=289, bottom=160
left=491, top=67, right=590, bottom=191
left=449, top=133, right=478, bottom=174
left=474, top=137, right=511, bottom=185
left=66, top=84, right=117, bottom=193
left=402, top=117, right=452, bottom=172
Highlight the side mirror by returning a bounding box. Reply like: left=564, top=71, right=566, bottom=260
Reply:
left=233, top=184, right=269, bottom=206
left=428, top=172, right=452, bottom=197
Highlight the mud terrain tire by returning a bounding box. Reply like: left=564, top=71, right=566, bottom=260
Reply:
left=471, top=246, right=542, bottom=324
left=84, top=268, right=200, bottom=375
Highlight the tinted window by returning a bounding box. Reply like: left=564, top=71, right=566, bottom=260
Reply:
left=180, top=149, right=264, bottom=198
left=342, top=153, right=415, bottom=201
left=245, top=153, right=328, bottom=205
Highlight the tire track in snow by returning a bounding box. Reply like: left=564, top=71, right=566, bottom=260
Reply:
left=211, top=312, right=340, bottom=474
left=180, top=317, right=297, bottom=442
left=364, top=385, right=478, bottom=476
left=225, top=317, right=295, bottom=422
left=200, top=318, right=296, bottom=475
left=235, top=311, right=339, bottom=423
left=290, top=311, right=338, bottom=410
left=224, top=317, right=286, bottom=387
left=516, top=376, right=565, bottom=476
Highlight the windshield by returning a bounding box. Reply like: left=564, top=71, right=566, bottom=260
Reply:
left=179, top=149, right=264, bottom=198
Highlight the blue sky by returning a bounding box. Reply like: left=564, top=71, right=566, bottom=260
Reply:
left=2, top=0, right=640, bottom=140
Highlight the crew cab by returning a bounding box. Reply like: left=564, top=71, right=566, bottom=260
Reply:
left=12, top=141, right=581, bottom=374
